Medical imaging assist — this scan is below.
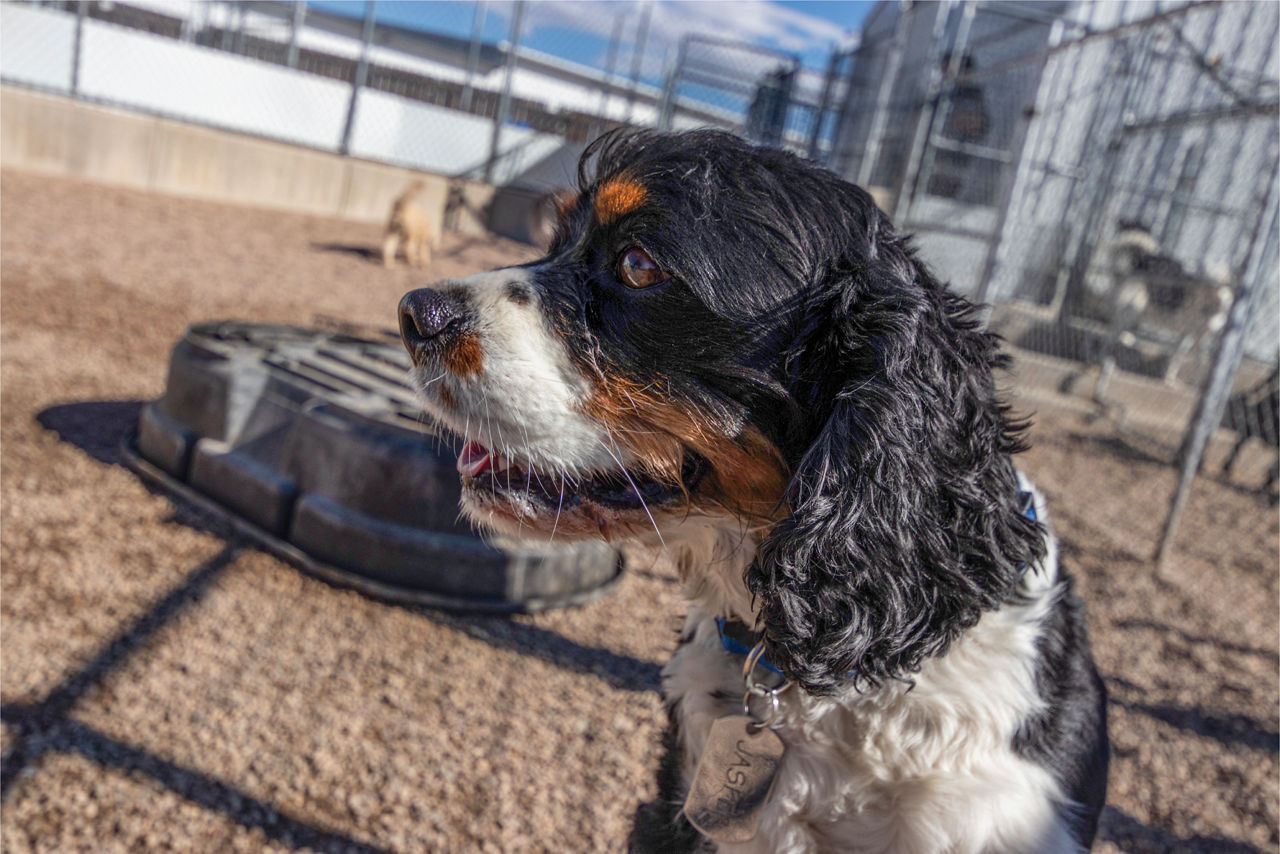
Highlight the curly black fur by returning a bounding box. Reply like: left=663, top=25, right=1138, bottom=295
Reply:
left=572, top=130, right=1045, bottom=695
left=750, top=228, right=1044, bottom=695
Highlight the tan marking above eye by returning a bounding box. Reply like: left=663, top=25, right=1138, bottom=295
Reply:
left=594, top=175, right=647, bottom=223
left=618, top=247, right=670, bottom=289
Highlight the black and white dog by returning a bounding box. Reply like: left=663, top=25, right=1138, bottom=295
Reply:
left=399, top=130, right=1108, bottom=853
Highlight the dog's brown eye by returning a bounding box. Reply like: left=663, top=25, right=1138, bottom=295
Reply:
left=617, top=248, right=669, bottom=289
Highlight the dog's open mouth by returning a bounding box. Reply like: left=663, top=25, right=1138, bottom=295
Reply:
left=456, top=439, right=708, bottom=517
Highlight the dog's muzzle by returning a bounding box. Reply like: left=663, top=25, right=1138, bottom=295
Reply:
left=399, top=287, right=462, bottom=364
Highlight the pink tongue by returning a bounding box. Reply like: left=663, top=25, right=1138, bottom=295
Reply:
left=457, top=440, right=493, bottom=477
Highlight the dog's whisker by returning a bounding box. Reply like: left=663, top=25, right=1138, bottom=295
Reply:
left=597, top=438, right=665, bottom=548
left=419, top=371, right=447, bottom=388
left=548, top=472, right=566, bottom=543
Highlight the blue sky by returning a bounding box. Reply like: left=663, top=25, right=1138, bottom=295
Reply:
left=310, top=1, right=875, bottom=74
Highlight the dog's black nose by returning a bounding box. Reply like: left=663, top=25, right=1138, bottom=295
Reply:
left=399, top=288, right=461, bottom=360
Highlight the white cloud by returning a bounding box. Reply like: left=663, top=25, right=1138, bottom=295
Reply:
left=655, top=0, right=849, bottom=54
left=496, top=1, right=855, bottom=75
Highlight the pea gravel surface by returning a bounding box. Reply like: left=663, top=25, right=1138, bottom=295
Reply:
left=2, top=169, right=1276, bottom=853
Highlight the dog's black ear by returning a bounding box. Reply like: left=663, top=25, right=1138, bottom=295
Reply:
left=749, top=205, right=1045, bottom=695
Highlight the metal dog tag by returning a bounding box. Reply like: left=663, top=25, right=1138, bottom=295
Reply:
left=683, top=715, right=786, bottom=843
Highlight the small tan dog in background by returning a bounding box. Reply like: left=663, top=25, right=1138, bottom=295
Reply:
left=382, top=180, right=434, bottom=268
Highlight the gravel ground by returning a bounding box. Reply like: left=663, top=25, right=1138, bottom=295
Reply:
left=2, top=169, right=1276, bottom=853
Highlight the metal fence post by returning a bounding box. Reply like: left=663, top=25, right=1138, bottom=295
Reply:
left=287, top=0, right=305, bottom=68
left=896, top=1, right=964, bottom=218
left=70, top=0, right=86, bottom=98
left=1156, top=151, right=1280, bottom=569
left=657, top=37, right=689, bottom=132
left=972, top=18, right=1065, bottom=308
left=807, top=49, right=841, bottom=162
left=1055, top=32, right=1157, bottom=324
left=624, top=2, right=653, bottom=125
left=339, top=0, right=376, bottom=156
left=485, top=0, right=525, bottom=184
left=591, top=10, right=626, bottom=140
left=902, top=1, right=978, bottom=216
left=825, top=50, right=858, bottom=174
left=857, top=1, right=913, bottom=188
left=460, top=0, right=487, bottom=112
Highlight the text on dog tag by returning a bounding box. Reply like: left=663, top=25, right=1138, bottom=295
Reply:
left=683, top=715, right=785, bottom=843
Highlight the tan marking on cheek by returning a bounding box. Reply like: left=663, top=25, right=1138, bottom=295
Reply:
left=594, top=175, right=647, bottom=224
left=443, top=332, right=484, bottom=378
left=701, top=427, right=791, bottom=520
left=436, top=383, right=457, bottom=409
left=583, top=376, right=789, bottom=522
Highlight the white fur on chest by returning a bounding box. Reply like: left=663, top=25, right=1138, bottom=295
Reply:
left=661, top=505, right=1082, bottom=854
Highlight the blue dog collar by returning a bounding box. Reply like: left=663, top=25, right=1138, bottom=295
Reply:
left=715, top=616, right=784, bottom=676
left=1018, top=489, right=1038, bottom=522
left=717, top=491, right=1039, bottom=676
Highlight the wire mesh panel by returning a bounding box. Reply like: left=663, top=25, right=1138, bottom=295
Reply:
left=911, top=7, right=1058, bottom=209
left=894, top=5, right=1064, bottom=297
left=657, top=37, right=793, bottom=135
left=983, top=2, right=1279, bottom=450
left=829, top=0, right=1278, bottom=522
left=656, top=34, right=850, bottom=160
left=832, top=30, right=900, bottom=189
left=833, top=2, right=1276, bottom=449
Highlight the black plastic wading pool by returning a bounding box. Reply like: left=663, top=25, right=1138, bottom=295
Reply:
left=124, top=321, right=625, bottom=612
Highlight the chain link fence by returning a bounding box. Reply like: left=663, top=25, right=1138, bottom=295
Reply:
left=835, top=2, right=1277, bottom=530
left=2, top=0, right=1277, bottom=545
left=653, top=35, right=853, bottom=162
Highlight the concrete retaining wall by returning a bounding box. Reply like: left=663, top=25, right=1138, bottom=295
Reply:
left=0, top=86, right=495, bottom=235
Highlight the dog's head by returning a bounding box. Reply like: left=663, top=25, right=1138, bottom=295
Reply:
left=399, top=130, right=1043, bottom=693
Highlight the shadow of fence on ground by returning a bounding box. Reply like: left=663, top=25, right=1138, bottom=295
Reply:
left=8, top=399, right=664, bottom=848
left=1109, top=696, right=1279, bottom=754
left=31, top=399, right=1274, bottom=852
left=1100, top=806, right=1269, bottom=854
left=1, top=543, right=391, bottom=853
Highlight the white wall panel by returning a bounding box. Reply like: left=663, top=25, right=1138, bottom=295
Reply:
left=78, top=19, right=350, bottom=149
left=349, top=88, right=566, bottom=186
left=0, top=4, right=76, bottom=94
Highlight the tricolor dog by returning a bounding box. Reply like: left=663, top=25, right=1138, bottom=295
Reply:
left=399, top=130, right=1108, bottom=854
